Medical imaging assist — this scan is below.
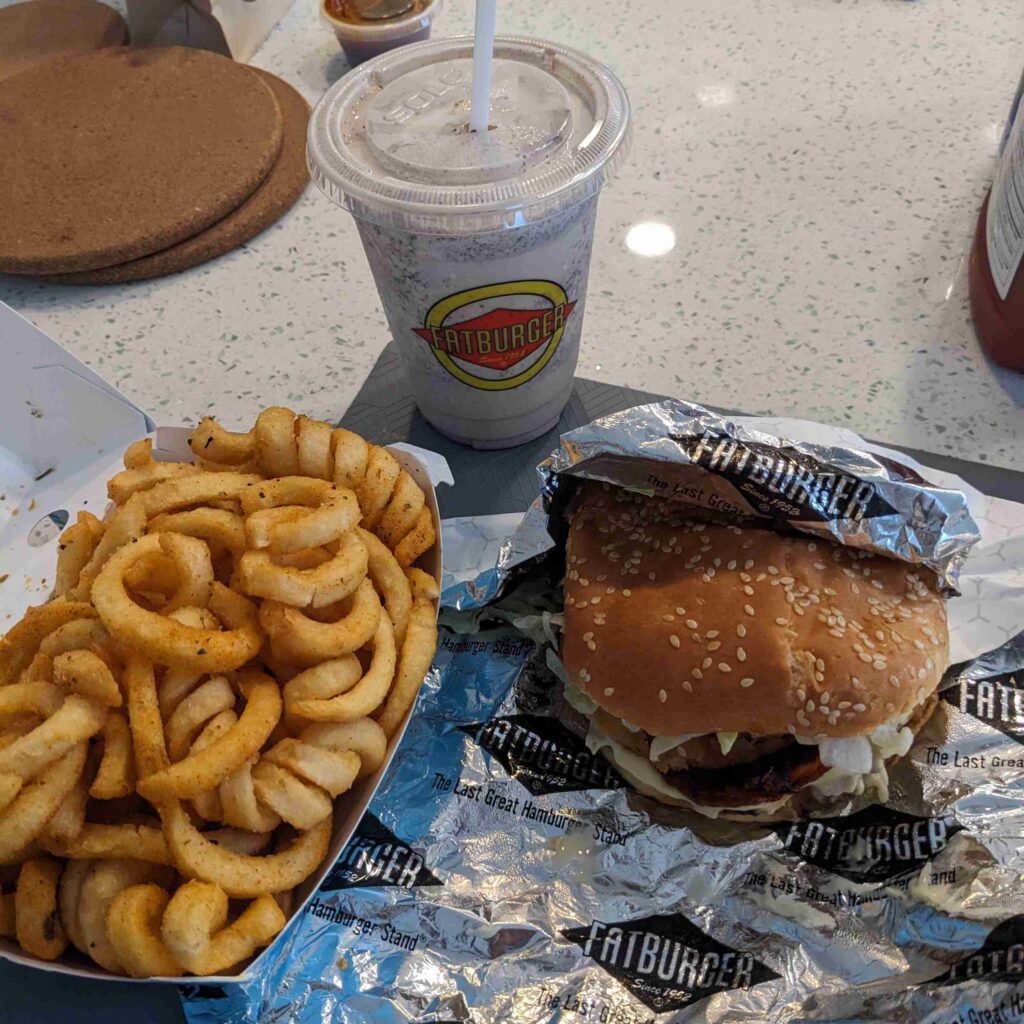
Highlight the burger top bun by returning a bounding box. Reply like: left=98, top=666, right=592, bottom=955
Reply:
left=562, top=483, right=949, bottom=740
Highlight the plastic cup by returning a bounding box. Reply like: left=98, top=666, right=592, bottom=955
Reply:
left=321, top=0, right=443, bottom=67
left=308, top=35, right=631, bottom=449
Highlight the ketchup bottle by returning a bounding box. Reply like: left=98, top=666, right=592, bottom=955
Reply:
left=969, top=70, right=1024, bottom=371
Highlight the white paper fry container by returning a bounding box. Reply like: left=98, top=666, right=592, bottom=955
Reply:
left=0, top=302, right=450, bottom=983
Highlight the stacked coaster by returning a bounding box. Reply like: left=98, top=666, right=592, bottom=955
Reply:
left=0, top=45, right=310, bottom=284
left=0, top=0, right=127, bottom=82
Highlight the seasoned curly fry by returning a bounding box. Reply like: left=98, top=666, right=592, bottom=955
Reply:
left=0, top=405, right=439, bottom=977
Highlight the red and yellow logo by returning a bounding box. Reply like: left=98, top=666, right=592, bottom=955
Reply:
left=413, top=280, right=576, bottom=391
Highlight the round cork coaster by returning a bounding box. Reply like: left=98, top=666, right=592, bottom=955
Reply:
left=0, top=0, right=127, bottom=83
left=48, top=70, right=311, bottom=285
left=0, top=47, right=284, bottom=275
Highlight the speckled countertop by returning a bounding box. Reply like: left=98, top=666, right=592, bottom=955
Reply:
left=1, top=0, right=1022, bottom=470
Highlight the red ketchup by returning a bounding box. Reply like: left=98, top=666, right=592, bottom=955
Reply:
left=969, top=71, right=1024, bottom=372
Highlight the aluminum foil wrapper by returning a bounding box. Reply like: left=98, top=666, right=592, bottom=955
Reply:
left=178, top=415, right=1024, bottom=1024
left=450, top=401, right=980, bottom=611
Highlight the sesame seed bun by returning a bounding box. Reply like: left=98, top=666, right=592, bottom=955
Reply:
left=562, top=483, right=949, bottom=741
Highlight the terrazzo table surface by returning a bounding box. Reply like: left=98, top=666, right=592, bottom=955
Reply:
left=1, top=0, right=1022, bottom=472
left=0, top=5, right=1022, bottom=1019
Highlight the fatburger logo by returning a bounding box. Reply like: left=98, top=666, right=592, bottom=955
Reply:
left=933, top=915, right=1024, bottom=986
left=771, top=806, right=962, bottom=883
left=321, top=812, right=441, bottom=892
left=942, top=667, right=1024, bottom=743
left=413, top=280, right=576, bottom=391
left=563, top=912, right=779, bottom=1013
left=673, top=431, right=897, bottom=523
left=458, top=713, right=625, bottom=796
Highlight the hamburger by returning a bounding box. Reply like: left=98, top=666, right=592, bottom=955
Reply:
left=560, top=482, right=948, bottom=821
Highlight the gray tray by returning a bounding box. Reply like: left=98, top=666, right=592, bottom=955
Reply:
left=343, top=344, right=1024, bottom=513
left=4, top=345, right=1021, bottom=1024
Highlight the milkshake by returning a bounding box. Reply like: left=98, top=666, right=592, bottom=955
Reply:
left=307, top=36, right=630, bottom=448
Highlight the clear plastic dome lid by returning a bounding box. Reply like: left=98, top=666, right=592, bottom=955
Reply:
left=307, top=35, right=631, bottom=234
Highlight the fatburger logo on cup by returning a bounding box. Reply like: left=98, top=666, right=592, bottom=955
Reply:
left=413, top=280, right=577, bottom=391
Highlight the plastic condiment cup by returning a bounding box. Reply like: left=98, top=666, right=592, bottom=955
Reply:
left=321, top=0, right=443, bottom=67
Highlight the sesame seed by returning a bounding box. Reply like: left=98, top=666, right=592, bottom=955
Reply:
left=648, top=572, right=657, bottom=581
left=918, top=667, right=927, bottom=679
left=853, top=703, right=867, bottom=712
left=843, top=568, right=855, bottom=578
left=604, top=687, right=615, bottom=696
left=806, top=700, right=816, bottom=712
left=675, top=607, right=686, bottom=615
left=706, top=630, right=720, bottom=639
left=682, top=681, right=693, bottom=692
left=838, top=701, right=851, bottom=709
left=736, top=624, right=747, bottom=638
left=743, top=586, right=754, bottom=596
left=808, top=543, right=817, bottom=552
left=580, top=578, right=589, bottom=587
left=737, top=647, right=747, bottom=661
left=692, top=632, right=701, bottom=642
left=663, top=614, right=676, bottom=622
left=815, top=658, right=825, bottom=672
left=587, top=641, right=596, bottom=651
left=702, top=657, right=712, bottom=669
left=851, top=583, right=860, bottom=594
left=775, top=617, right=787, bottom=626
left=713, top=558, right=722, bottom=568
left=780, top=576, right=795, bottom=585
left=797, top=710, right=810, bottom=727
left=858, top=652, right=872, bottom=663
left=685, top=619, right=698, bottom=630
left=718, top=663, right=732, bottom=673
left=658, top=689, right=667, bottom=703
left=813, top=562, right=827, bottom=571
left=591, top=597, right=601, bottom=605
left=872, top=579, right=884, bottom=590
left=744, top=559, right=754, bottom=569
left=745, top=605, right=756, bottom=616
left=578, top=669, right=586, bottom=679
left=669, top=635, right=681, bottom=648
left=707, top=641, right=722, bottom=651
left=740, top=677, right=754, bottom=688
left=606, top=586, right=616, bottom=595
left=622, top=589, right=631, bottom=597
left=768, top=565, right=779, bottom=575
left=692, top=668, right=703, bottom=680
left=727, top=560, right=737, bottom=570
left=820, top=692, right=830, bottom=704
left=740, top=572, right=751, bottom=582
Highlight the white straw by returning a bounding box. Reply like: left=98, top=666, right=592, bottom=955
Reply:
left=469, top=0, right=497, bottom=132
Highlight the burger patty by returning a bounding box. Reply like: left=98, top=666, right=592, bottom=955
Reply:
left=591, top=708, right=826, bottom=807
left=655, top=733, right=793, bottom=771
left=662, top=742, right=827, bottom=808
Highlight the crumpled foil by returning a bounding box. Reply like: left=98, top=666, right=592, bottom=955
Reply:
left=530, top=401, right=977, bottom=605
left=179, top=408, right=1024, bottom=1024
